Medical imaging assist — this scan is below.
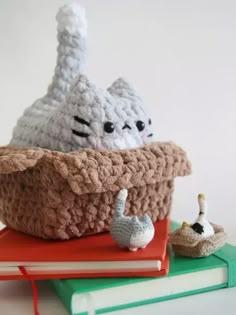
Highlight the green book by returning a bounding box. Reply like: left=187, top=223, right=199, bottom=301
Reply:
left=50, top=224, right=236, bottom=315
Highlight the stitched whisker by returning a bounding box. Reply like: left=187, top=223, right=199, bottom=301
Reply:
left=72, top=130, right=89, bottom=138
left=74, top=116, right=90, bottom=127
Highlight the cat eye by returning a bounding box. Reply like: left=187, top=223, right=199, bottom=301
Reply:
left=136, top=120, right=145, bottom=132
left=104, top=121, right=115, bottom=133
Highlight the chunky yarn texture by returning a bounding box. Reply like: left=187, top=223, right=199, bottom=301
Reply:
left=110, top=189, right=155, bottom=251
left=169, top=224, right=227, bottom=257
left=10, top=2, right=153, bottom=152
left=3, top=3, right=192, bottom=240
left=0, top=142, right=191, bottom=239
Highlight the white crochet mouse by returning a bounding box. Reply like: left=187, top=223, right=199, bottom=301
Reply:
left=10, top=2, right=153, bottom=152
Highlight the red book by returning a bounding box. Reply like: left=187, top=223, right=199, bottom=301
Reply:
left=0, top=219, right=169, bottom=280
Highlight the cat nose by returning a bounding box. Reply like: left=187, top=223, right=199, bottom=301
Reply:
left=122, top=123, right=132, bottom=130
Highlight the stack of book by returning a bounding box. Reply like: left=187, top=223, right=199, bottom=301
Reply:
left=0, top=219, right=169, bottom=280
left=0, top=220, right=235, bottom=315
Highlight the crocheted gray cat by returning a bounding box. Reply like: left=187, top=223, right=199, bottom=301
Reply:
left=110, top=189, right=155, bottom=251
left=10, top=2, right=153, bottom=152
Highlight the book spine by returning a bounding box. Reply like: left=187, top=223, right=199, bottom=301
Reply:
left=71, top=293, right=96, bottom=315
left=214, top=243, right=236, bottom=287
left=50, top=280, right=73, bottom=314
left=50, top=280, right=96, bottom=315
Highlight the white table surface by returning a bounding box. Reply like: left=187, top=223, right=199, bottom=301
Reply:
left=0, top=280, right=236, bottom=315
left=1, top=221, right=236, bottom=315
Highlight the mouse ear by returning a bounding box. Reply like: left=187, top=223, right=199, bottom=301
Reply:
left=107, top=78, right=140, bottom=100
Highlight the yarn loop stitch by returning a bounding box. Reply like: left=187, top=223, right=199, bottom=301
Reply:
left=0, top=142, right=191, bottom=239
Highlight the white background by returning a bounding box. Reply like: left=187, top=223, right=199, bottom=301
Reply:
left=0, top=0, right=235, bottom=236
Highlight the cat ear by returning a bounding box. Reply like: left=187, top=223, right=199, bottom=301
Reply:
left=107, top=78, right=139, bottom=99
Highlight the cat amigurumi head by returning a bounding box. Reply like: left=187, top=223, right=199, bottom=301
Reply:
left=10, top=2, right=154, bottom=152
left=48, top=75, right=154, bottom=151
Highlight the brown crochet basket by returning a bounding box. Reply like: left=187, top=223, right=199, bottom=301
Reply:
left=169, top=224, right=227, bottom=257
left=0, top=142, right=191, bottom=239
